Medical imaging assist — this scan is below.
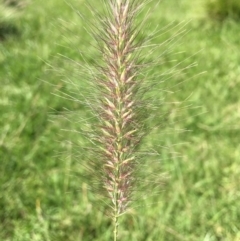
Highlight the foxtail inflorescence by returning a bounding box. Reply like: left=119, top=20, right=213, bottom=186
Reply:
left=89, top=0, right=147, bottom=239
left=55, top=0, right=193, bottom=239
left=72, top=0, right=182, bottom=240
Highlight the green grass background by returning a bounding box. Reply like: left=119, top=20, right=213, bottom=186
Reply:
left=1, top=0, right=240, bottom=240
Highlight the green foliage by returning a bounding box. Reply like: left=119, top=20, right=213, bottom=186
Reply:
left=0, top=0, right=240, bottom=240
left=0, top=0, right=26, bottom=40
left=206, top=0, right=240, bottom=21
left=0, top=1, right=15, bottom=22
left=0, top=0, right=25, bottom=19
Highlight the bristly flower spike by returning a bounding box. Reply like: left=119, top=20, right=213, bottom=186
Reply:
left=92, top=0, right=146, bottom=240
